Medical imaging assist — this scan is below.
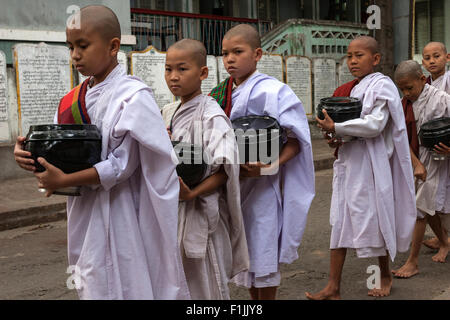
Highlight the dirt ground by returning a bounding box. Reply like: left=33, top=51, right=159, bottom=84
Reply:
left=0, top=169, right=449, bottom=300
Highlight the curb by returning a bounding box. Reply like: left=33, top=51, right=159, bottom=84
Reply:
left=0, top=203, right=67, bottom=232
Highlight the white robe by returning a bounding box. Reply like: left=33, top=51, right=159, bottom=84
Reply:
left=431, top=70, right=450, bottom=93
left=162, top=94, right=249, bottom=299
left=227, top=72, right=315, bottom=285
left=413, top=84, right=450, bottom=216
left=63, top=65, right=190, bottom=299
left=331, top=72, right=416, bottom=261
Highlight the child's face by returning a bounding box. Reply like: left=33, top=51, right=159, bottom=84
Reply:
left=346, top=42, right=381, bottom=80
left=396, top=75, right=427, bottom=102
left=66, top=25, right=117, bottom=78
left=165, top=48, right=208, bottom=101
left=422, top=44, right=449, bottom=77
left=221, top=36, right=262, bottom=84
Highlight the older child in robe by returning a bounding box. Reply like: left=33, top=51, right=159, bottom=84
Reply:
left=421, top=42, right=450, bottom=249
left=306, top=36, right=416, bottom=299
left=391, top=61, right=450, bottom=278
left=162, top=39, right=249, bottom=300
left=13, top=5, right=189, bottom=300
left=210, top=24, right=315, bottom=300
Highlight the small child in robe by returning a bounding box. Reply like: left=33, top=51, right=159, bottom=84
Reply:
left=391, top=60, right=450, bottom=279
left=13, top=5, right=189, bottom=300
left=210, top=24, right=315, bottom=300
left=306, top=36, right=417, bottom=299
left=161, top=39, right=249, bottom=300
left=421, top=42, right=450, bottom=249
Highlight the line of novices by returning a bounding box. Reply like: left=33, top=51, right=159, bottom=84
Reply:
left=12, top=5, right=450, bottom=300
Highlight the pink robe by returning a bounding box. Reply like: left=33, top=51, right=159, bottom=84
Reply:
left=162, top=94, right=249, bottom=299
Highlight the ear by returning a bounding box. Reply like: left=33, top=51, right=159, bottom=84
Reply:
left=446, top=53, right=450, bottom=62
left=372, top=53, right=381, bottom=66
left=200, top=66, right=209, bottom=81
left=420, top=74, right=427, bottom=84
left=255, top=48, right=263, bottom=62
left=110, top=37, right=121, bottom=57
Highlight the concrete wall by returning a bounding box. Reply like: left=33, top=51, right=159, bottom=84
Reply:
left=0, top=0, right=131, bottom=35
left=445, top=0, right=450, bottom=48
left=392, top=0, right=411, bottom=65
left=373, top=0, right=394, bottom=78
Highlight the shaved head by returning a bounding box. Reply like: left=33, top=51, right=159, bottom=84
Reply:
left=423, top=42, right=447, bottom=55
left=394, top=60, right=424, bottom=82
left=223, top=24, right=261, bottom=49
left=349, top=36, right=380, bottom=54
left=167, top=39, right=207, bottom=67
left=68, top=5, right=121, bottom=42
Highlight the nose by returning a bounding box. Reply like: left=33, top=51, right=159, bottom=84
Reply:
left=225, top=53, right=235, bottom=64
left=170, top=72, right=179, bottom=81
left=71, top=48, right=81, bottom=61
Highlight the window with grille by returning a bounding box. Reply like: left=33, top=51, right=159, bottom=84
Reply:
left=414, top=0, right=445, bottom=55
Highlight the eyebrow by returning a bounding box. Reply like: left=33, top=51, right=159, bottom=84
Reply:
left=165, top=62, right=189, bottom=66
left=66, top=38, right=89, bottom=45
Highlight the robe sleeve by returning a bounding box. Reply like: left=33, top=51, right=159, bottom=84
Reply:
left=94, top=133, right=139, bottom=191
left=335, top=99, right=389, bottom=138
left=94, top=89, right=168, bottom=192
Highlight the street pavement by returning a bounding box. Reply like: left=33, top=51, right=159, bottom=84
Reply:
left=0, top=139, right=449, bottom=300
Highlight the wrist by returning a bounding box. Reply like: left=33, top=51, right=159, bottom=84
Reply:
left=188, top=188, right=198, bottom=201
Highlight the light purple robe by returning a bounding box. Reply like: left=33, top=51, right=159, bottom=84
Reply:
left=63, top=65, right=190, bottom=299
left=228, top=72, right=315, bottom=282
left=331, top=72, right=416, bottom=261
left=412, top=84, right=450, bottom=216
left=431, top=70, right=450, bottom=93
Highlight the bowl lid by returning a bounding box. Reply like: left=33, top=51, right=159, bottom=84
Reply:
left=420, top=117, right=450, bottom=133
left=319, top=97, right=361, bottom=106
left=232, top=115, right=280, bottom=131
left=25, top=124, right=101, bottom=141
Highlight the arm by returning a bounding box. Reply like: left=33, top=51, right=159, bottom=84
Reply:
left=334, top=100, right=390, bottom=139
left=409, top=146, right=427, bottom=182
left=34, top=157, right=100, bottom=197
left=179, top=165, right=228, bottom=201
left=240, top=137, right=300, bottom=177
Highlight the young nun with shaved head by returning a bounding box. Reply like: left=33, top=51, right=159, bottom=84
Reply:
left=391, top=60, right=450, bottom=279
left=210, top=24, right=315, bottom=300
left=420, top=42, right=450, bottom=250
left=306, top=36, right=417, bottom=299
left=161, top=39, right=249, bottom=300
left=13, top=5, right=190, bottom=299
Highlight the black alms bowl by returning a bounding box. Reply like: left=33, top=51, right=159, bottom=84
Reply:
left=317, top=97, right=362, bottom=123
left=231, top=115, right=284, bottom=164
left=419, top=117, right=450, bottom=150
left=24, top=124, right=102, bottom=173
left=172, top=141, right=207, bottom=188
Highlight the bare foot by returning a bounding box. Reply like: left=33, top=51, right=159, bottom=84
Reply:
left=432, top=246, right=449, bottom=263
left=423, top=237, right=440, bottom=250
left=305, top=285, right=340, bottom=300
left=368, top=274, right=392, bottom=297
left=391, top=262, right=419, bottom=278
